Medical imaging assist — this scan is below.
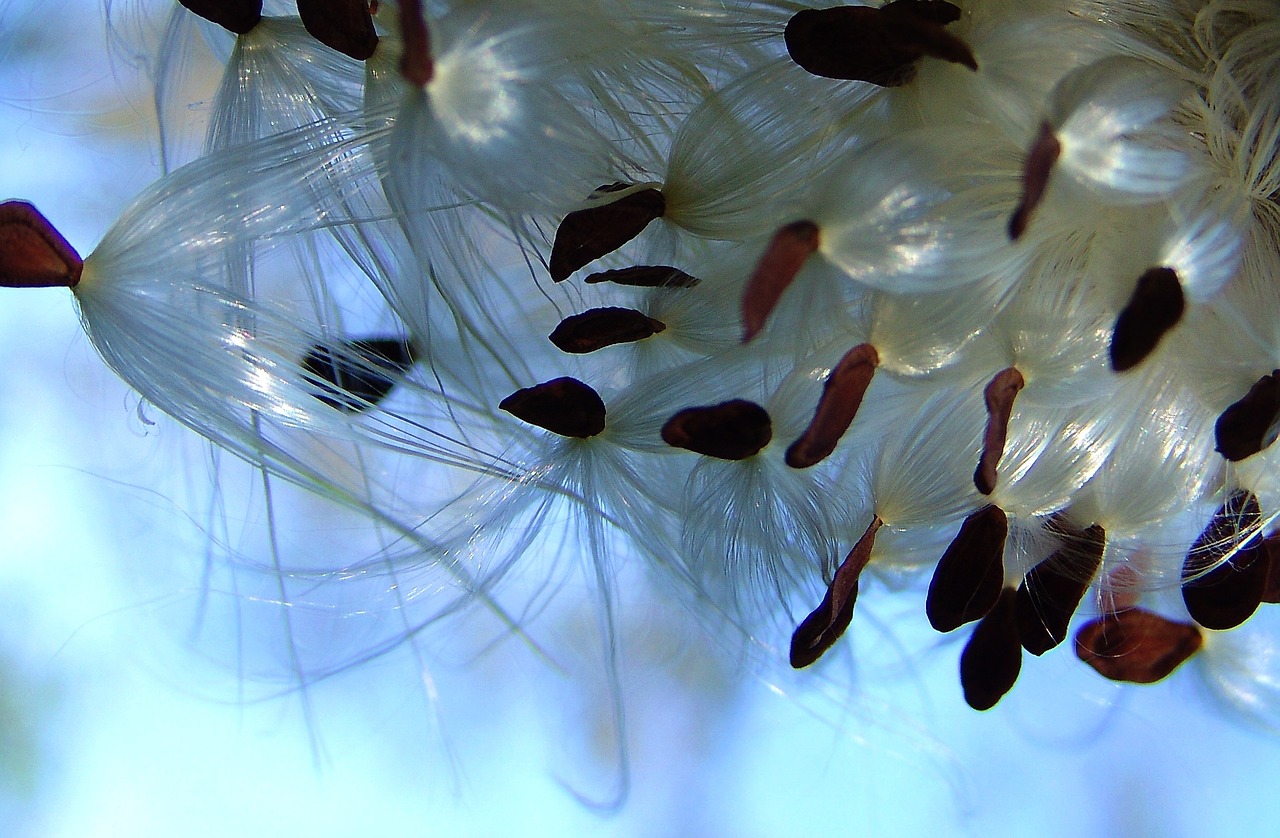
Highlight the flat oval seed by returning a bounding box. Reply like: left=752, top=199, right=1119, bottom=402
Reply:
left=296, top=0, right=378, bottom=60
left=784, top=3, right=976, bottom=87
left=791, top=517, right=883, bottom=669
left=584, top=266, right=700, bottom=288
left=1110, top=267, right=1185, bottom=372
left=927, top=505, right=1009, bottom=633
left=1016, top=522, right=1105, bottom=655
left=742, top=220, right=821, bottom=342
left=960, top=588, right=1022, bottom=711
left=1075, top=609, right=1203, bottom=684
left=0, top=201, right=83, bottom=288
left=786, top=343, right=880, bottom=468
left=974, top=367, right=1025, bottom=494
left=1215, top=371, right=1280, bottom=461
left=179, top=0, right=262, bottom=34
left=1182, top=490, right=1267, bottom=630
left=500, top=377, right=606, bottom=438
left=549, top=185, right=666, bottom=282
left=302, top=337, right=415, bottom=413
left=548, top=307, right=666, bottom=354
left=1008, top=122, right=1061, bottom=240
left=661, top=399, right=772, bottom=460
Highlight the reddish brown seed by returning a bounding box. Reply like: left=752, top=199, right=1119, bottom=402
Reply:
left=926, top=505, right=1008, bottom=633
left=1008, top=122, right=1061, bottom=240
left=295, top=0, right=378, bottom=61
left=549, top=185, right=666, bottom=282
left=584, top=266, right=700, bottom=289
left=1181, top=490, right=1267, bottom=630
left=1262, top=535, right=1280, bottom=604
left=499, top=377, right=606, bottom=438
left=0, top=201, right=83, bottom=289
left=960, top=587, right=1022, bottom=711
left=398, top=0, right=433, bottom=85
left=661, top=399, right=772, bottom=460
left=783, top=3, right=976, bottom=87
left=974, top=367, right=1025, bottom=494
left=785, top=344, right=880, bottom=468
left=790, top=516, right=884, bottom=669
left=179, top=0, right=262, bottom=34
left=1016, top=521, right=1106, bottom=655
left=1110, top=267, right=1185, bottom=372
left=741, top=220, right=821, bottom=342
left=548, top=307, right=666, bottom=354
left=1075, top=608, right=1203, bottom=684
left=1215, top=370, right=1280, bottom=462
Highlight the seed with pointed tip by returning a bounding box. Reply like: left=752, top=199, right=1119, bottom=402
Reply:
left=1075, top=609, right=1203, bottom=684
left=927, top=505, right=1008, bottom=633
left=548, top=307, right=666, bottom=354
left=1016, top=521, right=1105, bottom=655
left=500, top=377, right=606, bottom=438
left=786, top=343, right=879, bottom=468
left=960, top=588, right=1022, bottom=711
left=661, top=399, right=772, bottom=460
left=791, top=516, right=883, bottom=668
left=0, top=201, right=83, bottom=289
left=1215, top=371, right=1280, bottom=462
left=549, top=185, right=666, bottom=282
left=584, top=266, right=700, bottom=289
left=1008, top=122, right=1061, bottom=240
left=742, top=220, right=820, bottom=342
left=295, top=0, right=378, bottom=60
left=974, top=367, right=1025, bottom=494
left=302, top=337, right=415, bottom=413
left=1181, top=490, right=1267, bottom=630
left=1110, top=267, right=1185, bottom=372
left=784, top=2, right=976, bottom=87
left=398, top=0, right=433, bottom=85
left=179, top=0, right=262, bottom=34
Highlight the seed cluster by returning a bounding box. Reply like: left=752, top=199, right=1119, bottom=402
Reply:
left=2, top=0, right=1280, bottom=715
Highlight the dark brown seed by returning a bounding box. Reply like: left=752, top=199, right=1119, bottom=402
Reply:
left=398, top=0, right=433, bottom=85
left=549, top=185, right=666, bottom=282
left=302, top=337, right=415, bottom=413
left=661, top=399, right=772, bottom=460
left=584, top=266, right=700, bottom=289
left=786, top=343, right=880, bottom=468
left=927, top=505, right=1008, bottom=633
left=1016, top=521, right=1106, bottom=655
left=1262, top=535, right=1280, bottom=603
left=1008, top=122, right=1061, bottom=240
left=1215, top=371, right=1280, bottom=462
left=791, top=516, right=883, bottom=669
left=1075, top=609, right=1203, bottom=684
left=500, top=377, right=607, bottom=438
left=960, top=587, right=1022, bottom=711
left=0, top=201, right=83, bottom=288
left=179, top=0, right=262, bottom=34
left=783, top=3, right=976, bottom=87
left=548, top=307, right=666, bottom=354
left=741, top=220, right=821, bottom=342
left=296, top=0, right=378, bottom=61
left=1110, top=267, right=1185, bottom=372
left=1181, top=490, right=1267, bottom=630
left=974, top=367, right=1025, bottom=494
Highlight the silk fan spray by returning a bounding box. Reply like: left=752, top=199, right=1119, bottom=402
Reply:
left=3, top=0, right=1280, bottom=787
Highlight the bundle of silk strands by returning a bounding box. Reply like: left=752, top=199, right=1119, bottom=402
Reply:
left=5, top=0, right=1280, bottom=739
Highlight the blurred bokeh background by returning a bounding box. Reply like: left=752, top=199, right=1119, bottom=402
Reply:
left=2, top=1, right=1280, bottom=835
